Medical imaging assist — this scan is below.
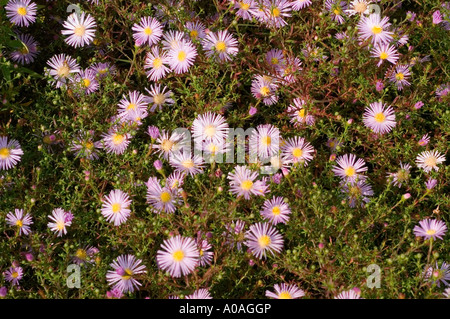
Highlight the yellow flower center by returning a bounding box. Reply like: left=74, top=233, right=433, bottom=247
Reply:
left=260, top=86, right=270, bottom=97
left=258, top=235, right=271, bottom=248
left=372, top=25, right=383, bottom=34
left=144, top=27, right=152, bottom=36
left=56, top=221, right=65, bottom=231
left=272, top=206, right=281, bottom=216
left=76, top=249, right=87, bottom=260
left=12, top=272, right=19, bottom=279
left=121, top=268, right=133, bottom=280
left=16, top=220, right=23, bottom=227
left=333, top=9, right=341, bottom=15
left=153, top=57, right=163, bottom=69
left=161, top=139, right=174, bottom=152
left=74, top=25, right=86, bottom=37
left=126, top=103, right=136, bottom=111
left=272, top=8, right=281, bottom=17
left=204, top=125, right=216, bottom=137
left=0, top=147, right=10, bottom=159
left=189, top=30, right=198, bottom=39
left=261, top=136, right=271, bottom=146
left=215, top=41, right=227, bottom=52
left=17, top=7, right=27, bottom=16
left=240, top=2, right=250, bottom=10
left=172, top=249, right=184, bottom=262
left=345, top=166, right=356, bottom=177
left=153, top=93, right=166, bottom=105
left=83, top=78, right=91, bottom=87
left=426, top=229, right=436, bottom=235
left=298, top=109, right=305, bottom=118
left=177, top=51, right=187, bottom=62
left=278, top=291, right=292, bottom=299
left=85, top=141, right=94, bottom=149
left=98, top=68, right=107, bottom=74
left=379, top=52, right=389, bottom=60
left=395, top=73, right=404, bottom=80
left=424, top=156, right=437, bottom=168
left=111, top=203, right=121, bottom=213
left=112, top=134, right=124, bottom=145
left=354, top=2, right=368, bottom=13
left=241, top=180, right=253, bottom=191
left=374, top=112, right=386, bottom=123
left=271, top=57, right=279, bottom=65
left=160, top=191, right=171, bottom=203
left=182, top=159, right=194, bottom=169
left=57, top=65, right=70, bottom=78
left=292, top=148, right=303, bottom=158
left=208, top=143, right=219, bottom=154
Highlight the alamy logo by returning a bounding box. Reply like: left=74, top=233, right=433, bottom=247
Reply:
left=66, top=264, right=81, bottom=288
left=366, top=264, right=381, bottom=289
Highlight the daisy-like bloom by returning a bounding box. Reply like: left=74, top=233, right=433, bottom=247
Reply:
left=265, top=48, right=285, bottom=72
left=161, top=30, right=186, bottom=51
left=101, top=189, right=132, bottom=226
left=423, top=262, right=450, bottom=288
left=166, top=171, right=186, bottom=190
left=387, top=162, right=411, bottom=188
left=117, top=90, right=149, bottom=121
left=156, top=235, right=200, bottom=278
left=265, top=283, right=305, bottom=299
left=106, top=287, right=124, bottom=299
left=153, top=130, right=186, bottom=160
left=132, top=16, right=163, bottom=46
left=185, top=21, right=206, bottom=40
left=202, top=30, right=239, bottom=62
left=46, top=54, right=80, bottom=88
left=10, top=33, right=39, bottom=65
left=89, top=62, right=116, bottom=79
left=326, top=138, right=343, bottom=151
left=263, top=0, right=292, bottom=28
left=340, top=179, right=374, bottom=208
left=436, top=84, right=450, bottom=100
left=370, top=43, right=400, bottom=67
left=192, top=112, right=229, bottom=145
left=169, top=151, right=205, bottom=177
left=4, top=265, right=23, bottom=286
left=144, top=46, right=170, bottom=81
left=197, top=239, right=213, bottom=267
left=335, top=289, right=362, bottom=299
left=145, top=84, right=174, bottom=112
left=224, top=220, right=246, bottom=251
left=244, top=222, right=283, bottom=259
left=280, top=136, right=315, bottom=166
left=362, top=102, right=396, bottom=134
left=415, top=150, right=446, bottom=173
left=101, top=128, right=131, bottom=155
left=167, top=40, right=198, bottom=74
left=233, top=0, right=258, bottom=20
left=332, top=154, right=368, bottom=183
left=186, top=288, right=212, bottom=299
left=387, top=64, right=411, bottom=91
left=227, top=165, right=269, bottom=200
left=70, top=133, right=102, bottom=160
left=61, top=12, right=97, bottom=48
left=5, top=0, right=37, bottom=27
left=0, top=136, right=24, bottom=171
left=444, top=288, right=450, bottom=298
left=72, top=68, right=99, bottom=95
left=146, top=177, right=180, bottom=214
left=325, top=0, right=348, bottom=24
left=47, top=208, right=72, bottom=237
left=72, top=246, right=99, bottom=265
left=413, top=219, right=447, bottom=240
left=106, top=255, right=147, bottom=293
left=260, top=196, right=291, bottom=225
left=291, top=0, right=312, bottom=10
left=6, top=209, right=32, bottom=235
left=278, top=55, right=302, bottom=84
left=357, top=14, right=394, bottom=45
left=345, top=0, right=370, bottom=16
left=425, top=178, right=438, bottom=191
left=251, top=74, right=278, bottom=106
left=286, top=98, right=315, bottom=127
left=249, top=124, right=280, bottom=160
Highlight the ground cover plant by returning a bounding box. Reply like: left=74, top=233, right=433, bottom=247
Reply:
left=0, top=0, right=449, bottom=299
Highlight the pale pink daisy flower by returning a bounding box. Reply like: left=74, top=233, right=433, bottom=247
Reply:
left=227, top=165, right=269, bottom=200
left=156, top=235, right=200, bottom=278
left=202, top=30, right=239, bottom=62
left=101, top=128, right=131, bottom=155
left=101, top=189, right=132, bottom=226
left=5, top=0, right=37, bottom=27
left=413, top=219, right=447, bottom=240
left=10, top=33, right=39, bottom=65
left=192, top=112, right=229, bottom=145
left=260, top=196, right=291, bottom=225
left=265, top=48, right=286, bottom=71
left=332, top=154, right=368, bottom=183
left=132, top=17, right=163, bottom=46
left=167, top=40, right=198, bottom=74
left=89, top=62, right=116, bottom=79
left=186, top=288, right=213, bottom=299
left=0, top=136, right=24, bottom=171
left=335, top=289, right=362, bottom=299
left=145, top=84, right=174, bottom=112
left=106, top=255, right=147, bottom=293
left=340, top=179, right=374, bottom=208
left=197, top=238, right=213, bottom=267
left=169, top=151, right=205, bottom=177
left=278, top=55, right=303, bottom=84
left=4, top=265, right=23, bottom=286
left=224, top=220, right=247, bottom=251
left=244, top=222, right=284, bottom=259
left=362, top=102, right=396, bottom=134
left=280, top=136, right=315, bottom=166
left=47, top=208, right=72, bottom=237
left=423, top=262, right=450, bottom=287
left=387, top=162, right=411, bottom=188
left=249, top=124, right=280, bottom=160
left=70, top=133, right=102, bottom=160
left=117, top=91, right=149, bottom=118
left=265, top=283, right=305, bottom=299
left=357, top=14, right=393, bottom=45
left=153, top=130, right=186, bottom=160
left=387, top=64, right=411, bottom=90
left=46, top=54, right=81, bottom=88
left=161, top=30, right=186, bottom=51
left=418, top=133, right=430, bottom=147
left=72, top=246, right=99, bottom=265
left=166, top=171, right=186, bottom=190
left=286, top=98, right=315, bottom=127
left=185, top=21, right=206, bottom=40
left=415, top=150, right=446, bottom=173
left=233, top=0, right=258, bottom=20
left=325, top=0, right=348, bottom=24
left=61, top=12, right=97, bottom=48
left=370, top=43, right=400, bottom=67
left=144, top=46, right=170, bottom=81
left=251, top=74, right=278, bottom=105
left=345, top=0, right=370, bottom=16
left=263, top=0, right=292, bottom=28
left=6, top=209, right=33, bottom=235
left=71, top=68, right=99, bottom=95
left=146, top=176, right=180, bottom=214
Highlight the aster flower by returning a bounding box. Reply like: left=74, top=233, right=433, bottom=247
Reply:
left=106, top=287, right=124, bottom=299
left=167, top=40, right=197, bottom=74
left=444, top=288, right=450, bottom=299
left=279, top=55, right=302, bottom=84
left=260, top=196, right=291, bottom=225
left=162, top=30, right=186, bottom=50
left=146, top=176, right=180, bottom=214
left=346, top=0, right=370, bottom=16
left=4, top=265, right=23, bottom=286
left=233, top=0, right=258, bottom=20
left=169, top=151, right=205, bottom=177
left=251, top=74, right=278, bottom=105
left=265, top=48, right=286, bottom=72
left=387, top=162, right=411, bottom=188
left=227, top=165, right=269, bottom=200
left=425, top=178, right=438, bottom=191
left=249, top=124, right=280, bottom=160
left=0, top=136, right=24, bottom=171
left=362, top=102, right=396, bottom=134
left=101, top=128, right=131, bottom=155
left=326, top=138, right=343, bottom=151
left=286, top=98, right=315, bottom=127
left=153, top=130, right=186, bottom=160
left=101, top=189, right=132, bottom=226
left=197, top=238, right=213, bottom=267
left=6, top=209, right=32, bottom=235
left=5, top=0, right=37, bottom=27
left=415, top=150, right=446, bottom=173
left=10, top=33, right=39, bottom=65
left=72, top=246, right=99, bottom=265
left=166, top=171, right=186, bottom=190
left=280, top=136, right=315, bottom=166
left=262, top=0, right=292, bottom=28
left=70, top=132, right=101, bottom=160
left=192, top=112, right=229, bottom=146
left=62, top=12, right=97, bottom=48
left=202, top=30, right=239, bottom=62
left=47, top=208, right=72, bottom=237
left=186, top=288, right=213, bottom=299
left=224, top=220, right=246, bottom=251
left=387, top=64, right=411, bottom=91
left=89, top=62, right=116, bottom=79
left=436, top=84, right=450, bottom=100
left=291, top=0, right=312, bottom=10
left=106, top=255, right=146, bottom=293
left=335, top=289, right=362, bottom=299
left=156, top=235, right=200, bottom=278
left=325, top=0, right=348, bottom=24
left=332, top=154, right=368, bottom=183
left=423, top=262, right=450, bottom=287
left=418, top=133, right=430, bottom=147
left=370, top=43, right=400, bottom=67
left=144, top=46, right=170, bottom=82
left=244, top=222, right=283, bottom=259
left=357, top=14, right=393, bottom=45
left=46, top=54, right=81, bottom=88
left=185, top=21, right=206, bottom=40
left=132, top=17, right=163, bottom=46
left=341, top=179, right=374, bottom=208
left=265, top=283, right=305, bottom=299
left=71, top=68, right=99, bottom=95
left=145, top=84, right=174, bottom=112
left=413, top=219, right=447, bottom=240
left=117, top=90, right=149, bottom=120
